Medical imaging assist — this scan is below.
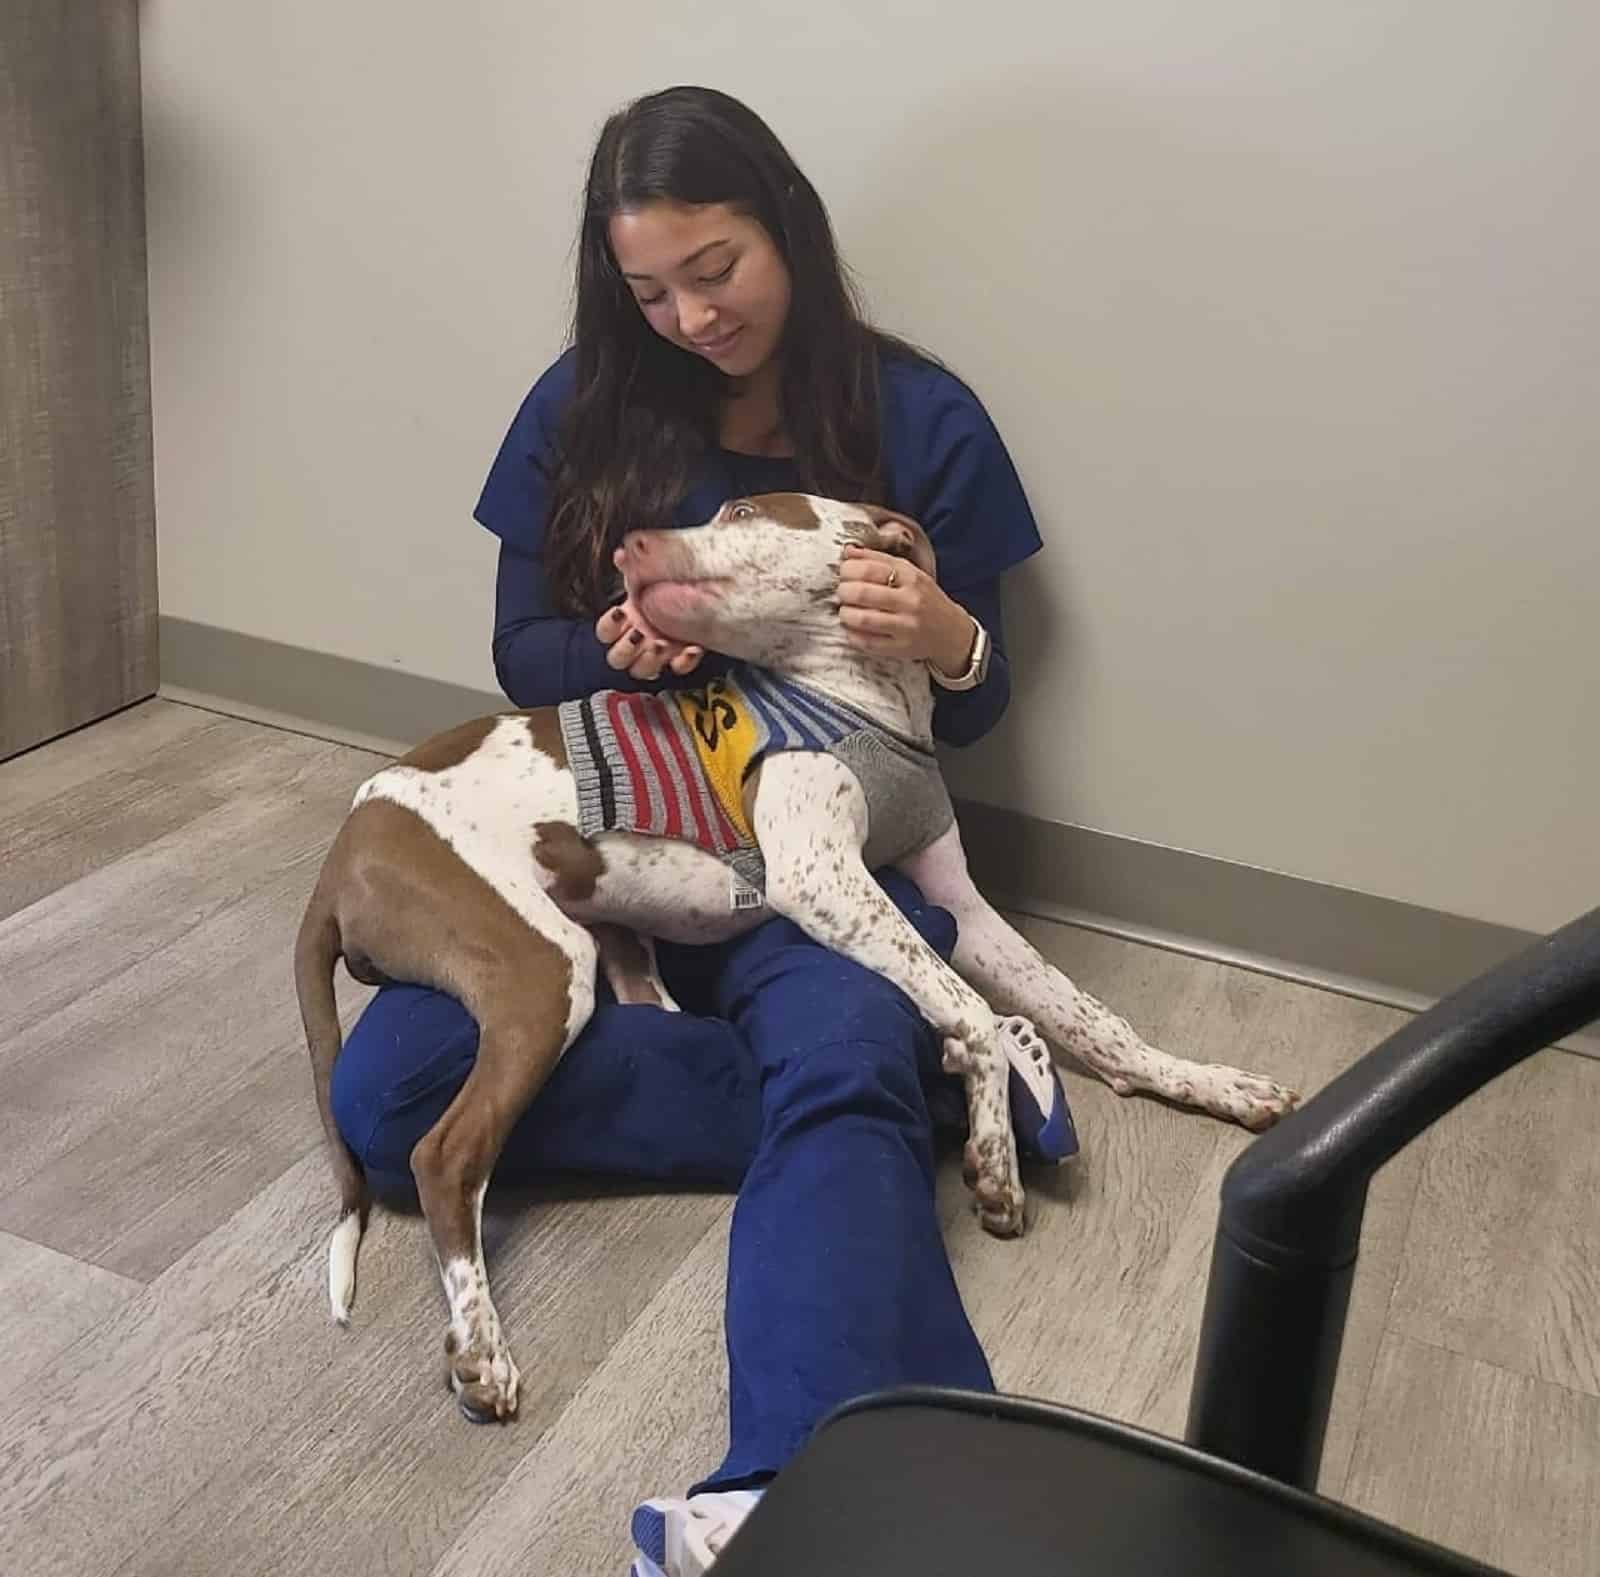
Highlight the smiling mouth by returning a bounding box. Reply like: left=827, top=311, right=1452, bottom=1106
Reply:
left=691, top=327, right=743, bottom=355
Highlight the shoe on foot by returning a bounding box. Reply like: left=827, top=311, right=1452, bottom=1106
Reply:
left=1000, top=1015, right=1079, bottom=1164
left=631, top=1490, right=762, bottom=1576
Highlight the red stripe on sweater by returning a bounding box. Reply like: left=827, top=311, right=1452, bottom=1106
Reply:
left=657, top=706, right=726, bottom=852
left=629, top=697, right=685, bottom=841
left=604, top=693, right=657, bottom=835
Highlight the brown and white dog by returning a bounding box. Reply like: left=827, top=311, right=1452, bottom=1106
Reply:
left=294, top=493, right=1297, bottom=1423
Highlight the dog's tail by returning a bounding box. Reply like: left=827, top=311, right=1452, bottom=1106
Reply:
left=294, top=886, right=367, bottom=1325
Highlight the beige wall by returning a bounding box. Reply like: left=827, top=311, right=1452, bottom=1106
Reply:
left=141, top=3, right=1599, bottom=934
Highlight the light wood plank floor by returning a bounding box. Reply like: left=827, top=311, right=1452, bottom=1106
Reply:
left=2, top=699, right=1595, bottom=1576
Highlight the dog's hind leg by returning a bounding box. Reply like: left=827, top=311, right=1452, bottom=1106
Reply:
left=405, top=907, right=595, bottom=1424
left=408, top=946, right=588, bottom=1423
left=899, top=823, right=1298, bottom=1131
left=321, top=799, right=597, bottom=1420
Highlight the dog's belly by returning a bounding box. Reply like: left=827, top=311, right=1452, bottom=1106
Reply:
left=566, top=833, right=767, bottom=946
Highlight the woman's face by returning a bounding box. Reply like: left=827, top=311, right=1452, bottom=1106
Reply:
left=609, top=201, right=792, bottom=381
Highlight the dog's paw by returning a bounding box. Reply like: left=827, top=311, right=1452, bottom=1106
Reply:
left=444, top=1323, right=520, bottom=1423
left=1193, top=1066, right=1299, bottom=1131
left=945, top=1035, right=1028, bottom=1237
left=962, top=1139, right=1026, bottom=1237
left=1226, top=1071, right=1300, bottom=1131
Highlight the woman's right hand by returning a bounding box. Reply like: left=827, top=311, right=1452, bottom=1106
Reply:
left=595, top=599, right=705, bottom=681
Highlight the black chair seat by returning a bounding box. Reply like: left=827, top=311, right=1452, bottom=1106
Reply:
left=713, top=1388, right=1503, bottom=1576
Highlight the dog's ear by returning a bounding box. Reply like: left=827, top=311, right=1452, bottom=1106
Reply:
left=862, top=506, right=938, bottom=580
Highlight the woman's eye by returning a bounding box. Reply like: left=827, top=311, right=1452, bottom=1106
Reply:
left=700, top=261, right=735, bottom=286
left=637, top=291, right=667, bottom=308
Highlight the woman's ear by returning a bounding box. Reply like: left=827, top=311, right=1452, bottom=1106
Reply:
left=863, top=506, right=939, bottom=579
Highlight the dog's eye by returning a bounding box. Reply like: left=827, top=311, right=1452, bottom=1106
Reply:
left=728, top=501, right=756, bottom=521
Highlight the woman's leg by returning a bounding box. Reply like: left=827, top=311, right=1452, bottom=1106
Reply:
left=694, top=869, right=994, bottom=1490
left=630, top=872, right=993, bottom=1574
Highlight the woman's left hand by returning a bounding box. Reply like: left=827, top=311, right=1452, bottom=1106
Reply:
left=836, top=546, right=977, bottom=678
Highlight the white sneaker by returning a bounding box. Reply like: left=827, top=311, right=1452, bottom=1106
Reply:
left=630, top=1490, right=762, bottom=1576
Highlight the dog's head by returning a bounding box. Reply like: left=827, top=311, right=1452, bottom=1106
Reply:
left=619, top=493, right=936, bottom=664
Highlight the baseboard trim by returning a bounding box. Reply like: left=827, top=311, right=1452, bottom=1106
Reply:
left=955, top=801, right=1597, bottom=1058
left=158, top=614, right=1597, bottom=1057
left=159, top=616, right=504, bottom=759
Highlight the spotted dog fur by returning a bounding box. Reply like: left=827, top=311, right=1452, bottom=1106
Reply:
left=294, top=492, right=1298, bottom=1423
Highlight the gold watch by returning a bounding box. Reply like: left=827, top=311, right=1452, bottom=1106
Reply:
left=929, top=617, right=991, bottom=692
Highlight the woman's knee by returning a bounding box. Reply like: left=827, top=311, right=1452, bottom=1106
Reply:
left=328, top=985, right=478, bottom=1186
left=782, top=968, right=942, bottom=1117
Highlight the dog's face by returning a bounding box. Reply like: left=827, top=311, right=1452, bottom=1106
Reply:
left=619, top=493, right=936, bottom=663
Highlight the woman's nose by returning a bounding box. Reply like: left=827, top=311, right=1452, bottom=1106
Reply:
left=677, top=292, right=717, bottom=342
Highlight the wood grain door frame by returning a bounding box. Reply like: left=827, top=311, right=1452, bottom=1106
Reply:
left=1, top=2, right=158, bottom=763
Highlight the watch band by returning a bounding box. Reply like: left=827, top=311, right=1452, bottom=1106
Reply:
left=929, top=617, right=990, bottom=692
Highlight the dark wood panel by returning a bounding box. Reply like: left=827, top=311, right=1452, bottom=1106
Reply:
left=0, top=2, right=157, bottom=761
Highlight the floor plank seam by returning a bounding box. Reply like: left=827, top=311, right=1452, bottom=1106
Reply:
left=160, top=696, right=395, bottom=763
left=94, top=1133, right=327, bottom=1286
left=0, top=1013, right=328, bottom=1229
left=0, top=1228, right=146, bottom=1297
left=1373, top=1324, right=1600, bottom=1406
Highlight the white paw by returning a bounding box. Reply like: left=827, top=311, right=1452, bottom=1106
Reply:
left=1214, top=1068, right=1299, bottom=1131
left=1176, top=1065, right=1298, bottom=1131
left=945, top=1035, right=1027, bottom=1239
left=445, top=1320, right=520, bottom=1422
left=962, top=1135, right=1027, bottom=1237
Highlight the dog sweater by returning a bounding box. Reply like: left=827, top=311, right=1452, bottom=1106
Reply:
left=557, top=667, right=954, bottom=904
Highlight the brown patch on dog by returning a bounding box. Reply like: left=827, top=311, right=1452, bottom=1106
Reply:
left=859, top=505, right=938, bottom=578
left=325, top=798, right=575, bottom=1008
left=533, top=821, right=604, bottom=902
left=742, top=492, right=820, bottom=531
left=521, top=708, right=568, bottom=769
left=400, top=716, right=499, bottom=773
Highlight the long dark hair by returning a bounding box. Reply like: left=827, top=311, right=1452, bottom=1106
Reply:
left=543, top=85, right=932, bottom=617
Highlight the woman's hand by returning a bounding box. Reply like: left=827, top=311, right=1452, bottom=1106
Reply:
left=836, top=546, right=977, bottom=677
left=595, top=598, right=705, bottom=681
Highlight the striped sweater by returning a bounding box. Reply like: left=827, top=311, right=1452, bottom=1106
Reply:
left=557, top=667, right=950, bottom=904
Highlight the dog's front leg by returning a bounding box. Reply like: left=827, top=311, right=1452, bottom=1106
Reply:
left=749, top=754, right=1024, bottom=1236
left=899, top=823, right=1298, bottom=1130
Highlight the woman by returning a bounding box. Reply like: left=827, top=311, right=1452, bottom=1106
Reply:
left=329, top=86, right=1068, bottom=1576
